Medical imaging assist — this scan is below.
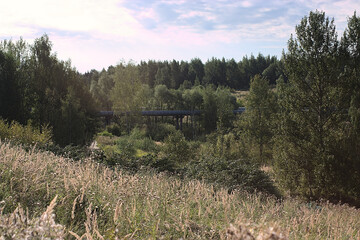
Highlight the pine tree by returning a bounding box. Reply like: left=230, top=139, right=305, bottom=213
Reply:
left=274, top=11, right=360, bottom=203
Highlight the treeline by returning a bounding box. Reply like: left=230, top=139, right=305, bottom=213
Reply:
left=85, top=55, right=283, bottom=110
left=0, top=34, right=282, bottom=146
left=0, top=36, right=98, bottom=146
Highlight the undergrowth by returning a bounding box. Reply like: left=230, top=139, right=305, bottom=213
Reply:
left=0, top=141, right=359, bottom=239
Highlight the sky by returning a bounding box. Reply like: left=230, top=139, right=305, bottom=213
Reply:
left=1, top=0, right=360, bottom=73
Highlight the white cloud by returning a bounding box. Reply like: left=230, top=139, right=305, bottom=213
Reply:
left=240, top=1, right=253, bottom=8
left=2, top=0, right=360, bottom=72
left=0, top=0, right=141, bottom=39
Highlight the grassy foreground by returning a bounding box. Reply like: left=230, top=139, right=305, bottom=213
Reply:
left=0, top=141, right=359, bottom=239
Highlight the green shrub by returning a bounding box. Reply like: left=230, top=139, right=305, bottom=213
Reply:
left=44, top=144, right=91, bottom=161
left=129, top=127, right=146, bottom=140
left=96, top=135, right=118, bottom=147
left=186, top=154, right=280, bottom=197
left=0, top=119, right=52, bottom=147
left=160, top=131, right=193, bottom=169
left=146, top=123, right=176, bottom=141
left=106, top=123, right=122, bottom=136
left=0, top=119, right=10, bottom=139
left=134, top=137, right=157, bottom=152
left=98, top=130, right=113, bottom=137
left=197, top=131, right=247, bottom=163
left=114, top=128, right=157, bottom=156
left=116, top=137, right=136, bottom=157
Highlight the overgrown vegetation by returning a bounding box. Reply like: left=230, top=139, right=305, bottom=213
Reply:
left=1, top=141, right=359, bottom=239
left=0, top=118, right=52, bottom=147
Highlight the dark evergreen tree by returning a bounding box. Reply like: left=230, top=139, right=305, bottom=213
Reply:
left=203, top=57, right=226, bottom=86
left=188, top=58, right=204, bottom=84
left=180, top=60, right=189, bottom=83
left=0, top=50, right=21, bottom=122
left=226, top=58, right=241, bottom=89
left=170, top=60, right=182, bottom=89
left=274, top=11, right=360, bottom=204
left=155, top=62, right=171, bottom=87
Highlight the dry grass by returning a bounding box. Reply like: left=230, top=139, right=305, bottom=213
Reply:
left=0, top=140, right=359, bottom=239
left=0, top=196, right=65, bottom=239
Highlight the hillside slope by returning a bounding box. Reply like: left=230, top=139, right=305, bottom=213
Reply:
left=0, top=141, right=359, bottom=239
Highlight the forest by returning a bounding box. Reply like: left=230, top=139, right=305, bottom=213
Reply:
left=0, top=10, right=360, bottom=239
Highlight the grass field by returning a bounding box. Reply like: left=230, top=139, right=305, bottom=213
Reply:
left=1, top=140, right=359, bottom=239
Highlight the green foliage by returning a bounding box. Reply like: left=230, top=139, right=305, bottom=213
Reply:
left=203, top=57, right=227, bottom=86
left=0, top=50, right=22, bottom=123
left=211, top=131, right=245, bottom=160
left=187, top=130, right=277, bottom=196
left=97, top=127, right=158, bottom=163
left=155, top=62, right=171, bottom=87
left=111, top=61, right=142, bottom=113
left=0, top=35, right=99, bottom=147
left=237, top=75, right=277, bottom=164
left=0, top=119, right=52, bottom=147
left=90, top=70, right=114, bottom=110
left=56, top=88, right=88, bottom=146
left=186, top=154, right=280, bottom=196
left=215, top=87, right=236, bottom=130
left=161, top=130, right=193, bottom=169
left=146, top=123, right=177, bottom=141
left=275, top=11, right=340, bottom=199
left=116, top=137, right=137, bottom=157
left=106, top=123, right=123, bottom=136
left=154, top=84, right=172, bottom=109
left=274, top=11, right=360, bottom=205
left=182, top=87, right=203, bottom=110
left=98, top=130, right=113, bottom=137
left=201, top=86, right=218, bottom=132
left=188, top=58, right=205, bottom=84
left=179, top=79, right=192, bottom=90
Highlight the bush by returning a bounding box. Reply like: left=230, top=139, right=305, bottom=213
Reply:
left=160, top=131, right=193, bottom=169
left=98, top=130, right=113, bottom=137
left=146, top=123, right=176, bottom=141
left=106, top=123, right=123, bottom=136
left=128, top=127, right=146, bottom=140
left=116, top=137, right=136, bottom=157
left=134, top=137, right=157, bottom=152
left=44, top=144, right=91, bottom=161
left=115, top=128, right=157, bottom=158
left=186, top=154, right=280, bottom=197
left=0, top=119, right=52, bottom=147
